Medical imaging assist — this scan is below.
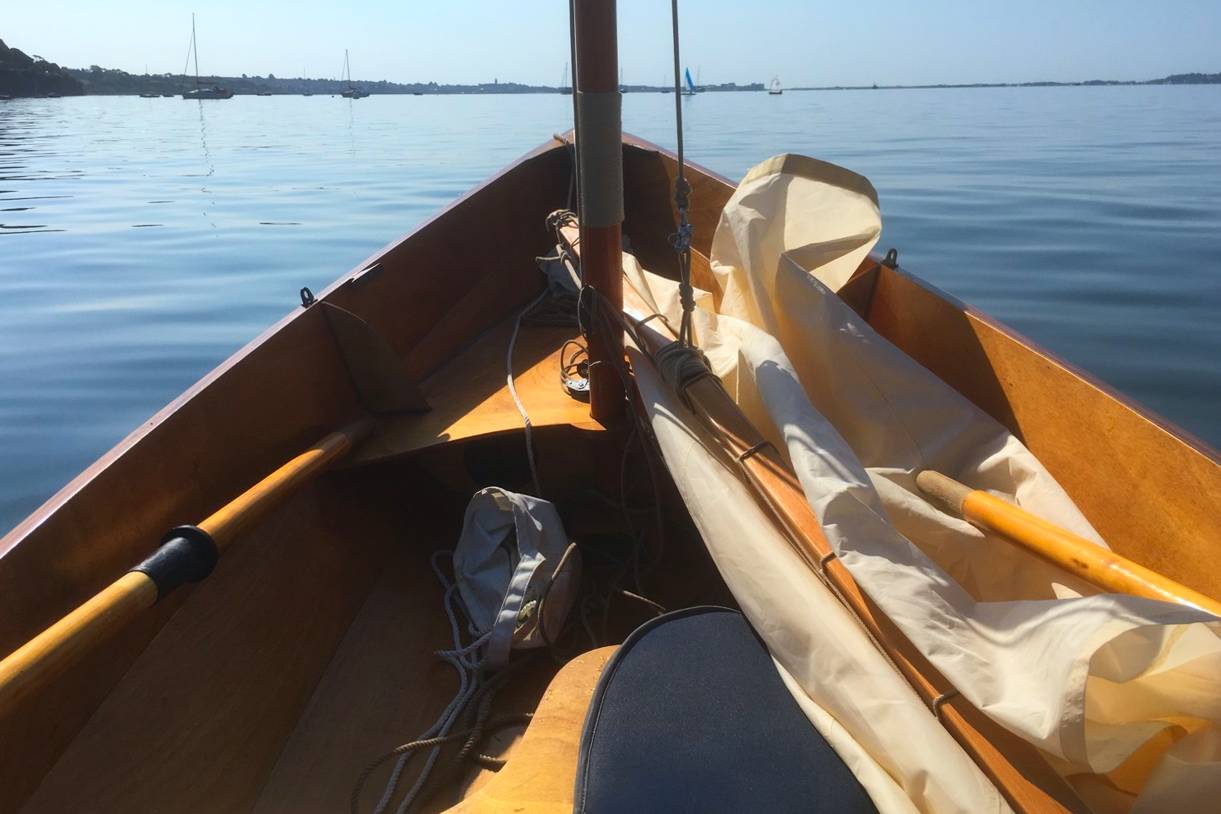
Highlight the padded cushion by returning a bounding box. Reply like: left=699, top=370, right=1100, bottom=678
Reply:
left=574, top=607, right=877, bottom=814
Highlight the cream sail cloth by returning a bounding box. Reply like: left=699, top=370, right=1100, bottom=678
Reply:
left=626, top=154, right=1221, bottom=813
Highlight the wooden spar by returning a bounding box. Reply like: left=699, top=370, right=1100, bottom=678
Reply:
left=555, top=227, right=1087, bottom=812
left=668, top=374, right=1087, bottom=813
left=572, top=0, right=625, bottom=422
left=0, top=421, right=370, bottom=719
left=917, top=470, right=1221, bottom=617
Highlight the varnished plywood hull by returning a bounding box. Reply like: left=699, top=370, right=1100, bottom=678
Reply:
left=0, top=133, right=1217, bottom=812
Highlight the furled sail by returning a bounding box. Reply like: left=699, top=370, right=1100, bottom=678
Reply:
left=626, top=154, right=1221, bottom=813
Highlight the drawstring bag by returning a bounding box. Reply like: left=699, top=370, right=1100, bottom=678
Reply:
left=453, top=487, right=581, bottom=667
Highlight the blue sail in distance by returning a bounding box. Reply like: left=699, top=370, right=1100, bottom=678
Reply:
left=685, top=67, right=696, bottom=93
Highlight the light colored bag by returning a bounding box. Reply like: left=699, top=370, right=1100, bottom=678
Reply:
left=453, top=487, right=581, bottom=667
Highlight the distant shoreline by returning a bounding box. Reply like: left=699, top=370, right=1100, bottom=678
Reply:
left=58, top=69, right=1221, bottom=98
left=793, top=74, right=1221, bottom=92
left=3, top=35, right=1219, bottom=100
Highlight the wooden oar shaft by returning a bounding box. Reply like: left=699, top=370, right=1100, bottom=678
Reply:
left=917, top=471, right=1221, bottom=617
left=0, top=572, right=157, bottom=718
left=0, top=421, right=370, bottom=718
left=200, top=425, right=363, bottom=548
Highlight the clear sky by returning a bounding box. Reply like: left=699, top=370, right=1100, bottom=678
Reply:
left=5, top=1, right=1219, bottom=87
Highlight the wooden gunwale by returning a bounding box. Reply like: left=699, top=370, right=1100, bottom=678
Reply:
left=0, top=136, right=570, bottom=557
left=0, top=136, right=576, bottom=812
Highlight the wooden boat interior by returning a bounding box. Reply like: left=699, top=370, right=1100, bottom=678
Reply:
left=1, top=133, right=1218, bottom=813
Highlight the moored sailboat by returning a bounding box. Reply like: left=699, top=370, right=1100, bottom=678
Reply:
left=340, top=49, right=369, bottom=99
left=181, top=14, right=233, bottom=100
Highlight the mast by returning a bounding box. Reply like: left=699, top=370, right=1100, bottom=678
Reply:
left=192, top=13, right=200, bottom=89
left=572, top=0, right=624, bottom=422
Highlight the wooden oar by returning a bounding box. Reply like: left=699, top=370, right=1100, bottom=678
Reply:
left=916, top=470, right=1221, bottom=617
left=0, top=420, right=372, bottom=718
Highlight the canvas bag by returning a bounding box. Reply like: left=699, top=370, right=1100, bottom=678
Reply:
left=453, top=487, right=580, bottom=667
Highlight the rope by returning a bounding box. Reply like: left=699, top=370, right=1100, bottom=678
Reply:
left=356, top=552, right=491, bottom=814
left=669, top=0, right=696, bottom=347
left=654, top=340, right=712, bottom=398
left=508, top=290, right=551, bottom=497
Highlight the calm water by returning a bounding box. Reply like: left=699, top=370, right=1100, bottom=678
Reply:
left=1, top=88, right=1219, bottom=531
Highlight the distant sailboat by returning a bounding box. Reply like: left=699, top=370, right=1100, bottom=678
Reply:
left=769, top=76, right=783, bottom=95
left=139, top=64, right=158, bottom=97
left=559, top=62, right=572, bottom=95
left=681, top=67, right=697, bottom=96
left=181, top=14, right=233, bottom=100
left=340, top=49, right=368, bottom=99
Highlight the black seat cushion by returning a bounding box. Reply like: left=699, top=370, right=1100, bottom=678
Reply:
left=574, top=607, right=878, bottom=814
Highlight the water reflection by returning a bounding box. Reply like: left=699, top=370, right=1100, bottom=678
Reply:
left=0, top=89, right=1218, bottom=536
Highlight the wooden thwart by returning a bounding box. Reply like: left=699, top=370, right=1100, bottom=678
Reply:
left=444, top=646, right=616, bottom=814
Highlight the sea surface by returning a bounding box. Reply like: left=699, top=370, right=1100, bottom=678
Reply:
left=1, top=87, right=1218, bottom=531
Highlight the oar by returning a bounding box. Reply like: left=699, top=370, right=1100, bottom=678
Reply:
left=916, top=470, right=1221, bottom=617
left=0, top=419, right=372, bottom=718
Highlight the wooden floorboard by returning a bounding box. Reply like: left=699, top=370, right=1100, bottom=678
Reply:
left=20, top=474, right=401, bottom=814
left=250, top=525, right=460, bottom=814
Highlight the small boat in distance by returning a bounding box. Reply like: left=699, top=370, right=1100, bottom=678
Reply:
left=181, top=14, right=233, bottom=100
left=681, top=67, right=697, bottom=96
left=339, top=49, right=368, bottom=99
left=138, top=93, right=159, bottom=99
left=769, top=76, right=783, bottom=95
left=257, top=92, right=273, bottom=97
left=559, top=62, right=572, bottom=95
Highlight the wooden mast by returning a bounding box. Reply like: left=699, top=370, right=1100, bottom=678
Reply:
left=572, top=0, right=625, bottom=422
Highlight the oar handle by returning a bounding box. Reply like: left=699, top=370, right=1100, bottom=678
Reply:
left=916, top=470, right=1221, bottom=617
left=0, top=421, right=371, bottom=718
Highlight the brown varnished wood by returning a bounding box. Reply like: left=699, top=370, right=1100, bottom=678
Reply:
left=0, top=138, right=575, bottom=811
left=573, top=0, right=626, bottom=422
left=345, top=322, right=601, bottom=469
left=621, top=136, right=732, bottom=271
left=867, top=264, right=1221, bottom=598
left=443, top=647, right=616, bottom=814
left=0, top=306, right=359, bottom=812
left=1, top=129, right=1216, bottom=813
left=20, top=471, right=403, bottom=813
left=249, top=500, right=463, bottom=814
left=836, top=260, right=882, bottom=319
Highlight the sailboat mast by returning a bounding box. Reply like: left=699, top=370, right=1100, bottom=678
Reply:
left=191, top=13, right=200, bottom=88
left=572, top=0, right=624, bottom=422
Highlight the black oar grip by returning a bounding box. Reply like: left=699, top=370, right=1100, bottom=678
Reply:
left=130, top=525, right=219, bottom=601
